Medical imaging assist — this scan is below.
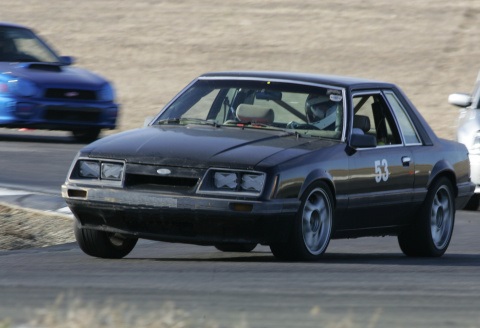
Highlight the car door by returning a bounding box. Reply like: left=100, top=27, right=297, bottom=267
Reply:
left=347, top=91, right=416, bottom=229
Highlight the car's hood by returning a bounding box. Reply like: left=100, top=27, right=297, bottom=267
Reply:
left=0, top=62, right=107, bottom=88
left=81, top=125, right=339, bottom=169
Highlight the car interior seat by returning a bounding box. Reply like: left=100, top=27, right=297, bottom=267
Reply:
left=353, top=115, right=371, bottom=134
left=236, top=104, right=275, bottom=124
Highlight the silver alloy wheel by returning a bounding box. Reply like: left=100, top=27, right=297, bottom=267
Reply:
left=301, top=187, right=332, bottom=255
left=430, top=185, right=453, bottom=249
left=108, top=233, right=129, bottom=248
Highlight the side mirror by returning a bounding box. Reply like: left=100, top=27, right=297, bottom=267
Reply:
left=448, top=93, right=472, bottom=108
left=350, top=132, right=377, bottom=148
left=59, top=56, right=75, bottom=66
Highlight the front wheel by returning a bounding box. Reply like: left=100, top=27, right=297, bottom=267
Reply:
left=270, top=182, right=333, bottom=261
left=398, top=177, right=455, bottom=257
left=74, top=224, right=138, bottom=259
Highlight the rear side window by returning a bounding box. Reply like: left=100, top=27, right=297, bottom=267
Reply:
left=385, top=92, right=421, bottom=145
left=352, top=93, right=402, bottom=146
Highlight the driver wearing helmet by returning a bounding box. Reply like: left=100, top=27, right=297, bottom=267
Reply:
left=305, top=94, right=340, bottom=130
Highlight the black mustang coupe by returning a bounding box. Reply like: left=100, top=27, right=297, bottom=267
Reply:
left=62, top=71, right=474, bottom=260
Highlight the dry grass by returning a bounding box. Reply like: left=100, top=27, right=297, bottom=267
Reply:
left=0, top=203, right=74, bottom=250
left=0, top=293, right=385, bottom=328
left=1, top=1, right=479, bottom=138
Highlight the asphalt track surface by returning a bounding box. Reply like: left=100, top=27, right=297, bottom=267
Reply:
left=0, top=129, right=480, bottom=327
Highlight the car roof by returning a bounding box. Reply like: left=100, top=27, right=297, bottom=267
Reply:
left=0, top=22, right=30, bottom=30
left=200, top=71, right=396, bottom=90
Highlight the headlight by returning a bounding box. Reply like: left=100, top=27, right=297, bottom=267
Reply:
left=241, top=174, right=265, bottom=192
left=75, top=160, right=124, bottom=181
left=79, top=161, right=100, bottom=178
left=98, top=83, right=115, bottom=102
left=214, top=172, right=238, bottom=189
left=7, top=78, right=38, bottom=97
left=101, top=162, right=124, bottom=180
left=200, top=169, right=266, bottom=196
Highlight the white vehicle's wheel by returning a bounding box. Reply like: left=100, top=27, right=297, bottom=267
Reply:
left=398, top=177, right=455, bottom=257
left=74, top=224, right=138, bottom=259
left=270, top=182, right=333, bottom=261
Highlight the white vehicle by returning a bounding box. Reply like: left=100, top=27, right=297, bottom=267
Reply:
left=449, top=71, right=480, bottom=210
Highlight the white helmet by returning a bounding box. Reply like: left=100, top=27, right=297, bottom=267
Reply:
left=305, top=94, right=337, bottom=123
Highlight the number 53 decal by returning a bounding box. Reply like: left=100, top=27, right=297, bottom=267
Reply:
left=375, top=159, right=389, bottom=183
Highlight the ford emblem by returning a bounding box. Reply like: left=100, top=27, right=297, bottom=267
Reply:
left=156, top=168, right=171, bottom=175
left=65, top=91, right=79, bottom=97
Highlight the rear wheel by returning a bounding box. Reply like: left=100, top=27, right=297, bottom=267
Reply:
left=214, top=243, right=257, bottom=252
left=270, top=182, right=333, bottom=261
left=398, top=177, right=455, bottom=257
left=74, top=224, right=138, bottom=259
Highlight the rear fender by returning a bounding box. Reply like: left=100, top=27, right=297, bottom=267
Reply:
left=428, top=160, right=457, bottom=196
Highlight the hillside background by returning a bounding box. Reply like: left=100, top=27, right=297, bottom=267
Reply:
left=2, top=0, right=479, bottom=139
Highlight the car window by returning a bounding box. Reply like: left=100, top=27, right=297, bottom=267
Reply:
left=0, top=26, right=59, bottom=63
left=353, top=93, right=402, bottom=146
left=384, top=92, right=421, bottom=145
left=156, top=79, right=346, bottom=140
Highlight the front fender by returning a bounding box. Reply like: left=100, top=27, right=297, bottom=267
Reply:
left=298, top=169, right=336, bottom=204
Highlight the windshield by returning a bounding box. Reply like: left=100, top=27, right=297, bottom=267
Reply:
left=154, top=79, right=345, bottom=140
left=0, top=26, right=60, bottom=63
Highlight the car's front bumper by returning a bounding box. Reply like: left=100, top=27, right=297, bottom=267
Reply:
left=62, top=184, right=300, bottom=245
left=468, top=153, right=480, bottom=194
left=0, top=95, right=118, bottom=130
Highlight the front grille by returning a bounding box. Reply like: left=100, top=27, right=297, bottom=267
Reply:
left=125, top=173, right=199, bottom=192
left=44, top=106, right=101, bottom=122
left=123, top=164, right=203, bottom=193
left=44, top=88, right=97, bottom=100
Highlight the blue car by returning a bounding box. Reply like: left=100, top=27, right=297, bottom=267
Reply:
left=0, top=22, right=118, bottom=142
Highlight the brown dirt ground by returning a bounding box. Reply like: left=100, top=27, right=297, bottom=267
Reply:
left=0, top=1, right=479, bottom=248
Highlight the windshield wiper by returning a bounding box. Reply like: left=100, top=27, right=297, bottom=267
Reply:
left=156, top=117, right=220, bottom=127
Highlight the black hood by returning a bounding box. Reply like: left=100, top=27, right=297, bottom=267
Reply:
left=82, top=125, right=338, bottom=169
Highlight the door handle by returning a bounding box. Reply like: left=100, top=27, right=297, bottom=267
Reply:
left=402, top=156, right=411, bottom=166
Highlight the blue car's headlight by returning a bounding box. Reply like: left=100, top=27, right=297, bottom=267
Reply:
left=6, top=78, right=38, bottom=97
left=98, top=83, right=115, bottom=102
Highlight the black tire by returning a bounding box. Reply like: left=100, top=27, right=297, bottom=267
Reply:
left=71, top=129, right=101, bottom=143
left=463, top=194, right=479, bottom=211
left=74, top=224, right=138, bottom=259
left=214, top=243, right=257, bottom=252
left=398, top=177, right=455, bottom=257
left=270, top=181, right=333, bottom=261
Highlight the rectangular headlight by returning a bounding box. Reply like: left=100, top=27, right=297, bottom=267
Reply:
left=198, top=168, right=266, bottom=197
left=101, top=162, right=124, bottom=180
left=78, top=161, right=100, bottom=178
left=214, top=172, right=238, bottom=189
left=241, top=174, right=265, bottom=192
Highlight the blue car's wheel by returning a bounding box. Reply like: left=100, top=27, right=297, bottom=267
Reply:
left=72, top=129, right=101, bottom=143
